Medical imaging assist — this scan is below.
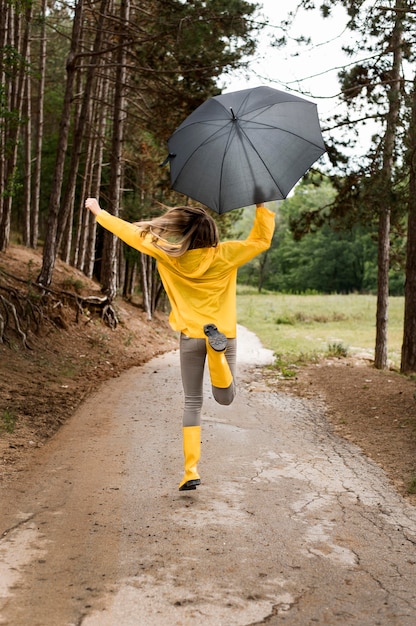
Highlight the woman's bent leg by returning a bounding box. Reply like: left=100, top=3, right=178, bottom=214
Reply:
left=211, top=338, right=237, bottom=406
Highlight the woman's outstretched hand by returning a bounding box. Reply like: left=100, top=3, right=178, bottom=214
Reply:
left=85, top=198, right=102, bottom=216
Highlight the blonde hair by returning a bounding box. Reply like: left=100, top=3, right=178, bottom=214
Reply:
left=136, top=206, right=219, bottom=257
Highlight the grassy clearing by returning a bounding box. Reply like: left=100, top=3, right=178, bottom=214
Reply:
left=237, top=288, right=404, bottom=369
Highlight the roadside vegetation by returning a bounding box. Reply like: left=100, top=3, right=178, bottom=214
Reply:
left=237, top=288, right=404, bottom=371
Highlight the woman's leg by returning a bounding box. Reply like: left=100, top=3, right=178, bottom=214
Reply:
left=179, top=334, right=206, bottom=427
left=211, top=338, right=237, bottom=406
left=179, top=334, right=206, bottom=490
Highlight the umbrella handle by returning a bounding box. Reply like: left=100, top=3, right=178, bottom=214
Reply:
left=160, top=153, right=176, bottom=168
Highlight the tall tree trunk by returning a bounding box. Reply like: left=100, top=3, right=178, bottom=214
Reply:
left=0, top=2, right=31, bottom=251
left=22, top=67, right=31, bottom=246
left=374, top=1, right=403, bottom=369
left=140, top=253, right=152, bottom=321
left=122, top=256, right=137, bottom=298
left=0, top=0, right=7, bottom=224
left=30, top=0, right=47, bottom=249
left=374, top=209, right=390, bottom=369
left=83, top=63, right=111, bottom=278
left=37, top=0, right=84, bottom=286
left=100, top=0, right=130, bottom=300
left=257, top=249, right=270, bottom=293
left=73, top=131, right=94, bottom=269
left=59, top=65, right=83, bottom=264
left=58, top=0, right=109, bottom=264
left=0, top=1, right=14, bottom=246
left=401, top=74, right=416, bottom=373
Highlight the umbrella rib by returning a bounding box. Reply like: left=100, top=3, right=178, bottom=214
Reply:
left=232, top=124, right=286, bottom=198
left=221, top=117, right=324, bottom=205
left=240, top=118, right=325, bottom=151
left=218, top=128, right=234, bottom=212
left=170, top=120, right=232, bottom=187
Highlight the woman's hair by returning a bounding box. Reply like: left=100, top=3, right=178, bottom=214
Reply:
left=135, top=206, right=219, bottom=257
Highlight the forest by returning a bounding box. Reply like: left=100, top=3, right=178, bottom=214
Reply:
left=1, top=0, right=416, bottom=373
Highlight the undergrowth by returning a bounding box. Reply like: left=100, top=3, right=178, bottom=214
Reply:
left=1, top=409, right=17, bottom=434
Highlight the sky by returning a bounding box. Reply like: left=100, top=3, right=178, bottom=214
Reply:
left=221, top=2, right=352, bottom=108
left=220, top=1, right=358, bottom=160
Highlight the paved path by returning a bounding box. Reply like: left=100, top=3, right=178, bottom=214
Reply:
left=1, top=327, right=416, bottom=625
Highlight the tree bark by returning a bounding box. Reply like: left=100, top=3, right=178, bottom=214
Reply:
left=58, top=0, right=109, bottom=264
left=374, top=0, right=403, bottom=369
left=82, top=63, right=111, bottom=278
left=100, top=0, right=130, bottom=300
left=374, top=209, right=390, bottom=369
left=0, top=0, right=7, bottom=225
left=0, top=1, right=31, bottom=251
left=22, top=66, right=32, bottom=247
left=140, top=253, right=152, bottom=321
left=37, top=0, right=84, bottom=286
left=30, top=0, right=47, bottom=249
left=401, top=74, right=416, bottom=373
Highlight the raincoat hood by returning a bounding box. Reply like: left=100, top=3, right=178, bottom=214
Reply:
left=168, top=247, right=217, bottom=279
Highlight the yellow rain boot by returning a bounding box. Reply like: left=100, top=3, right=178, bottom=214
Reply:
left=204, top=324, right=233, bottom=389
left=178, top=425, right=201, bottom=491
left=206, top=343, right=233, bottom=388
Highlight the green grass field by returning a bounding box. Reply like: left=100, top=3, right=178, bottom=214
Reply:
left=237, top=289, right=404, bottom=368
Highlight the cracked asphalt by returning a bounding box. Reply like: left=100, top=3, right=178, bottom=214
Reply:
left=1, top=326, right=416, bottom=625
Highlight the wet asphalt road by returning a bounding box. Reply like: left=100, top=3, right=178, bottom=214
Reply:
left=1, top=326, right=416, bottom=625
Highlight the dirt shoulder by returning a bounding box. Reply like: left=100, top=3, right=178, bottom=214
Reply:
left=0, top=244, right=177, bottom=482
left=271, top=358, right=416, bottom=505
left=1, top=244, right=415, bottom=505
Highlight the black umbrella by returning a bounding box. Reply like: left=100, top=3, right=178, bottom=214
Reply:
left=166, top=86, right=326, bottom=214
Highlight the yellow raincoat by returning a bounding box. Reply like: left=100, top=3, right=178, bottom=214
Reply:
left=96, top=206, right=275, bottom=339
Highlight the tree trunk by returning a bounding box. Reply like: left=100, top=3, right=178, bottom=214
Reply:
left=37, top=0, right=84, bottom=286
left=100, top=0, right=130, bottom=300
left=0, top=2, right=31, bottom=251
left=374, top=1, right=403, bottom=369
left=30, top=0, right=47, bottom=249
left=374, top=209, right=390, bottom=369
left=401, top=74, right=416, bottom=373
left=23, top=67, right=32, bottom=247
left=73, top=135, right=94, bottom=270
left=58, top=66, right=83, bottom=265
left=82, top=63, right=111, bottom=278
left=257, top=249, right=270, bottom=293
left=0, top=1, right=14, bottom=248
left=140, top=253, right=152, bottom=321
left=0, top=0, right=7, bottom=225
left=58, top=0, right=109, bottom=264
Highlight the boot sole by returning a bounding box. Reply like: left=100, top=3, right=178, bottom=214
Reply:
left=203, top=324, right=227, bottom=352
left=179, top=479, right=201, bottom=491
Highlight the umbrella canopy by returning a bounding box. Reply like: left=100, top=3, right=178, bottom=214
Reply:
left=166, top=86, right=326, bottom=214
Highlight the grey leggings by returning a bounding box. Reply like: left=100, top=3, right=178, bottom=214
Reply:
left=180, top=334, right=237, bottom=427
